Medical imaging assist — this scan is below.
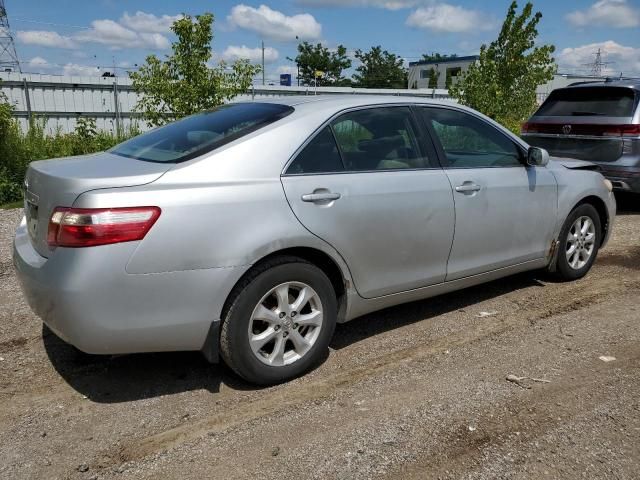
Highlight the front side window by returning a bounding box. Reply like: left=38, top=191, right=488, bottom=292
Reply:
left=422, top=108, right=523, bottom=168
left=331, top=107, right=429, bottom=171
left=110, top=103, right=294, bottom=163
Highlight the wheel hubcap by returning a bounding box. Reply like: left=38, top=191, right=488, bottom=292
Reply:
left=248, top=282, right=323, bottom=367
left=565, top=216, right=596, bottom=270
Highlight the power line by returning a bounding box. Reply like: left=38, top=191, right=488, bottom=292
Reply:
left=10, top=17, right=91, bottom=30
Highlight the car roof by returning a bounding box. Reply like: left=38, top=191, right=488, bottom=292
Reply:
left=240, top=94, right=461, bottom=110
left=564, top=79, right=640, bottom=91
left=231, top=94, right=530, bottom=151
left=241, top=94, right=491, bottom=125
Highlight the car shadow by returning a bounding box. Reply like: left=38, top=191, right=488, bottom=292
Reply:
left=42, top=325, right=254, bottom=403
left=615, top=192, right=640, bottom=215
left=44, top=271, right=545, bottom=403
left=330, top=272, right=545, bottom=350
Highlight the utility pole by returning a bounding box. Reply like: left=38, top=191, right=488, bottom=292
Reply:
left=261, top=40, right=265, bottom=86
left=583, top=48, right=612, bottom=77
left=0, top=0, right=21, bottom=72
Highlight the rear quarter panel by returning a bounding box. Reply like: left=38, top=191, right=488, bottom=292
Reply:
left=72, top=116, right=356, bottom=281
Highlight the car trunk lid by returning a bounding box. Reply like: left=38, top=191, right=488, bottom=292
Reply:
left=523, top=86, right=639, bottom=163
left=24, top=152, right=171, bottom=258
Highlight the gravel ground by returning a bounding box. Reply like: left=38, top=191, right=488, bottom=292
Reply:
left=1, top=197, right=639, bottom=480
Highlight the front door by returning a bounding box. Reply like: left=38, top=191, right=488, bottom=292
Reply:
left=420, top=106, right=558, bottom=281
left=281, top=106, right=455, bottom=298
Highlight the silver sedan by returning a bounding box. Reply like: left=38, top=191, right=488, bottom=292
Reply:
left=14, top=96, right=616, bottom=385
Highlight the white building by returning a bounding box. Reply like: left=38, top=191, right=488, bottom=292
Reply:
left=408, top=57, right=621, bottom=104
left=408, top=55, right=479, bottom=90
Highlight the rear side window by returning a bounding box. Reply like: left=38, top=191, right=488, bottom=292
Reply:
left=331, top=107, right=429, bottom=171
left=286, top=127, right=344, bottom=174
left=110, top=103, right=294, bottom=163
left=536, top=87, right=637, bottom=117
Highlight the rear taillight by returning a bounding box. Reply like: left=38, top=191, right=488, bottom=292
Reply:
left=602, top=124, right=640, bottom=137
left=521, top=122, right=538, bottom=134
left=47, top=206, right=161, bottom=248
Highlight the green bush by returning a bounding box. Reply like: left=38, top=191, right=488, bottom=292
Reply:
left=0, top=96, right=140, bottom=205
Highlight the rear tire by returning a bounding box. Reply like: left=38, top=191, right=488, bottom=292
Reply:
left=220, top=256, right=337, bottom=385
left=554, top=204, right=601, bottom=281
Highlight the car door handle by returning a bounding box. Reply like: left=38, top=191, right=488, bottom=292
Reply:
left=301, top=192, right=341, bottom=202
left=455, top=183, right=481, bottom=193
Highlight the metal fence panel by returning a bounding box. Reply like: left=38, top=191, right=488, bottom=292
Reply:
left=1, top=72, right=454, bottom=134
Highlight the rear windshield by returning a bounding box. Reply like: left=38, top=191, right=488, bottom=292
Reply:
left=536, top=86, right=637, bottom=117
left=110, top=103, right=294, bottom=163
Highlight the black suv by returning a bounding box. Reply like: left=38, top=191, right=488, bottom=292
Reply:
left=523, top=79, right=640, bottom=193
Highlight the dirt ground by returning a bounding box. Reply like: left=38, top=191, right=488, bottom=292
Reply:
left=1, top=195, right=639, bottom=480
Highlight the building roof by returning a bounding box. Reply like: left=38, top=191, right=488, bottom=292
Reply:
left=409, top=55, right=479, bottom=68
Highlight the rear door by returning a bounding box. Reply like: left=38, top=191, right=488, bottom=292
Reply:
left=281, top=106, right=455, bottom=299
left=523, top=86, right=639, bottom=164
left=420, top=106, right=558, bottom=281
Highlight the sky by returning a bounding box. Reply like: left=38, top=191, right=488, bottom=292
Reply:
left=5, top=0, right=640, bottom=82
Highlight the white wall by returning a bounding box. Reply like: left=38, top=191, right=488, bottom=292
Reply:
left=0, top=72, right=145, bottom=134
left=1, top=72, right=452, bottom=134
left=408, top=59, right=477, bottom=90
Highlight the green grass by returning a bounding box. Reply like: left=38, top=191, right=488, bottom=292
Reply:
left=0, top=200, right=22, bottom=210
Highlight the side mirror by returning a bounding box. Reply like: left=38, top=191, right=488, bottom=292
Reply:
left=527, top=146, right=549, bottom=167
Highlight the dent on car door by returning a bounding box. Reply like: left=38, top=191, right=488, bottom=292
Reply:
left=420, top=107, right=558, bottom=281
left=281, top=106, right=455, bottom=299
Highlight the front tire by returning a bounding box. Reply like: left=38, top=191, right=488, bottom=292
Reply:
left=220, top=257, right=337, bottom=385
left=555, top=204, right=602, bottom=281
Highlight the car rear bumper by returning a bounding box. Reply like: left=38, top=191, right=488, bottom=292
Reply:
left=13, top=217, right=248, bottom=356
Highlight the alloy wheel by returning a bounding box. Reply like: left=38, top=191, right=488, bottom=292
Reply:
left=565, top=215, right=596, bottom=270
left=248, top=282, right=324, bottom=366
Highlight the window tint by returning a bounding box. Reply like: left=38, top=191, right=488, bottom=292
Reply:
left=536, top=87, right=637, bottom=117
left=286, top=126, right=344, bottom=174
left=110, top=103, right=293, bottom=163
left=422, top=108, right=522, bottom=168
left=331, top=107, right=428, bottom=171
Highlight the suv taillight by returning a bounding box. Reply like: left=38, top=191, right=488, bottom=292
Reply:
left=602, top=124, right=640, bottom=137
left=521, top=122, right=538, bottom=134
left=47, top=207, right=161, bottom=248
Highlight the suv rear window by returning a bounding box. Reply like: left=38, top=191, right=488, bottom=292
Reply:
left=535, top=86, right=637, bottom=117
left=110, top=103, right=294, bottom=163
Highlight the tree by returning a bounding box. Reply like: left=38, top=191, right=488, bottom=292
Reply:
left=427, top=68, right=438, bottom=89
left=418, top=53, right=456, bottom=90
left=130, top=13, right=260, bottom=126
left=449, top=2, right=555, bottom=133
left=352, top=46, right=407, bottom=89
left=421, top=53, right=457, bottom=63
left=294, top=42, right=351, bottom=87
